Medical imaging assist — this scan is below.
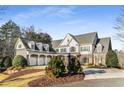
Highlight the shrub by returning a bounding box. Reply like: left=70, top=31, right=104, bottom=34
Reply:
left=106, top=50, right=119, bottom=68
left=74, top=58, right=82, bottom=74
left=45, top=56, right=66, bottom=77
left=1, top=56, right=12, bottom=68
left=12, top=55, right=28, bottom=67
left=67, top=57, right=82, bottom=74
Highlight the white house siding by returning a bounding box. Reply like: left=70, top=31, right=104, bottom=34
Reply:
left=15, top=49, right=27, bottom=58
left=69, top=39, right=79, bottom=53
left=80, top=44, right=92, bottom=55
left=94, top=53, right=106, bottom=65
left=15, top=38, right=27, bottom=58
left=60, top=34, right=73, bottom=46
left=58, top=34, right=79, bottom=53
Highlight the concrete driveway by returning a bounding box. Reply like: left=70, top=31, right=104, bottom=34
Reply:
left=55, top=78, right=124, bottom=87
left=84, top=68, right=124, bottom=80
left=55, top=68, right=124, bottom=87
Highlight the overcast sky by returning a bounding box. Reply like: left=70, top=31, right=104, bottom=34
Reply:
left=0, top=5, right=123, bottom=50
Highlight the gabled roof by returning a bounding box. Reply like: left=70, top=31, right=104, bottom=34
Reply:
left=21, top=38, right=30, bottom=49
left=94, top=37, right=111, bottom=53
left=52, top=39, right=62, bottom=48
left=75, top=32, right=97, bottom=44
left=52, top=32, right=97, bottom=48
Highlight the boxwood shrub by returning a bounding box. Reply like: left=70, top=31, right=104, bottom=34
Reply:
left=12, top=55, right=28, bottom=67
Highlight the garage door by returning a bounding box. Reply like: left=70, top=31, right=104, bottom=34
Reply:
left=30, top=56, right=37, bottom=66
left=38, top=57, right=45, bottom=65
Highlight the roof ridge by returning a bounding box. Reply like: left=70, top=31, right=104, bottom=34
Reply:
left=99, top=37, right=111, bottom=39
left=74, top=32, right=97, bottom=37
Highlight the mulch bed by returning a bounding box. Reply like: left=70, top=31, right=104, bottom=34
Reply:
left=1, top=69, right=44, bottom=82
left=28, top=74, right=85, bottom=87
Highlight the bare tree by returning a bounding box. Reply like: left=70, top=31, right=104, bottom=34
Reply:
left=114, top=6, right=124, bottom=43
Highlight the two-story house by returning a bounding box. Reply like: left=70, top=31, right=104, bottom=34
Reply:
left=52, top=32, right=112, bottom=65
left=15, top=32, right=112, bottom=66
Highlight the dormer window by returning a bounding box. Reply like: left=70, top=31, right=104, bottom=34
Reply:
left=36, top=43, right=43, bottom=51
left=96, top=43, right=103, bottom=53
left=31, top=44, right=35, bottom=49
left=28, top=41, right=35, bottom=50
left=43, top=44, right=49, bottom=52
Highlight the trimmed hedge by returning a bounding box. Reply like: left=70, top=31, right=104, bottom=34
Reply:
left=12, top=55, right=28, bottom=67
left=106, top=50, right=119, bottom=68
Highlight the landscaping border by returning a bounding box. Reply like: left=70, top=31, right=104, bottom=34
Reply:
left=28, top=74, right=85, bottom=87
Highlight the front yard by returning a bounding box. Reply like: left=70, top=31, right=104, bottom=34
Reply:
left=0, top=65, right=124, bottom=87
left=0, top=66, right=45, bottom=87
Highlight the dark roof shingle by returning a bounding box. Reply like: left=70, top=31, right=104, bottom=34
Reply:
left=52, top=32, right=97, bottom=48
left=94, top=37, right=111, bottom=53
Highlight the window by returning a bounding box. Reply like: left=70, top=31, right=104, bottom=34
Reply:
left=18, top=44, right=22, bottom=48
left=31, top=45, right=35, bottom=49
left=60, top=48, right=66, bottom=53
left=80, top=46, right=90, bottom=51
left=56, top=49, right=59, bottom=52
left=83, top=57, right=89, bottom=64
left=70, top=47, right=76, bottom=52
left=96, top=44, right=103, bottom=53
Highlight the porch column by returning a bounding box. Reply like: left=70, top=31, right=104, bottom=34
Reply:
left=45, top=55, right=48, bottom=65
left=64, top=55, right=68, bottom=66
left=28, top=54, right=31, bottom=66
left=37, top=55, right=40, bottom=66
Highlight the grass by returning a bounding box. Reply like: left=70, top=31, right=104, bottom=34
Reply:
left=0, top=66, right=46, bottom=87
left=25, top=66, right=46, bottom=70
left=0, top=71, right=45, bottom=87
left=0, top=73, right=9, bottom=81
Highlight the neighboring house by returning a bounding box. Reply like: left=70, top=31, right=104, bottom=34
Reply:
left=15, top=32, right=112, bottom=66
left=52, top=32, right=112, bottom=66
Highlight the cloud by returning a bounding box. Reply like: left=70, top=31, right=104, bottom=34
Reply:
left=12, top=6, right=78, bottom=21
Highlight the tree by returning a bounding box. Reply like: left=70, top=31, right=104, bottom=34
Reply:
left=1, top=56, right=12, bottom=68
left=45, top=56, right=66, bottom=77
left=22, top=25, right=52, bottom=45
left=67, top=56, right=82, bottom=74
left=106, top=50, right=119, bottom=68
left=0, top=20, right=21, bottom=57
left=114, top=7, right=124, bottom=42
